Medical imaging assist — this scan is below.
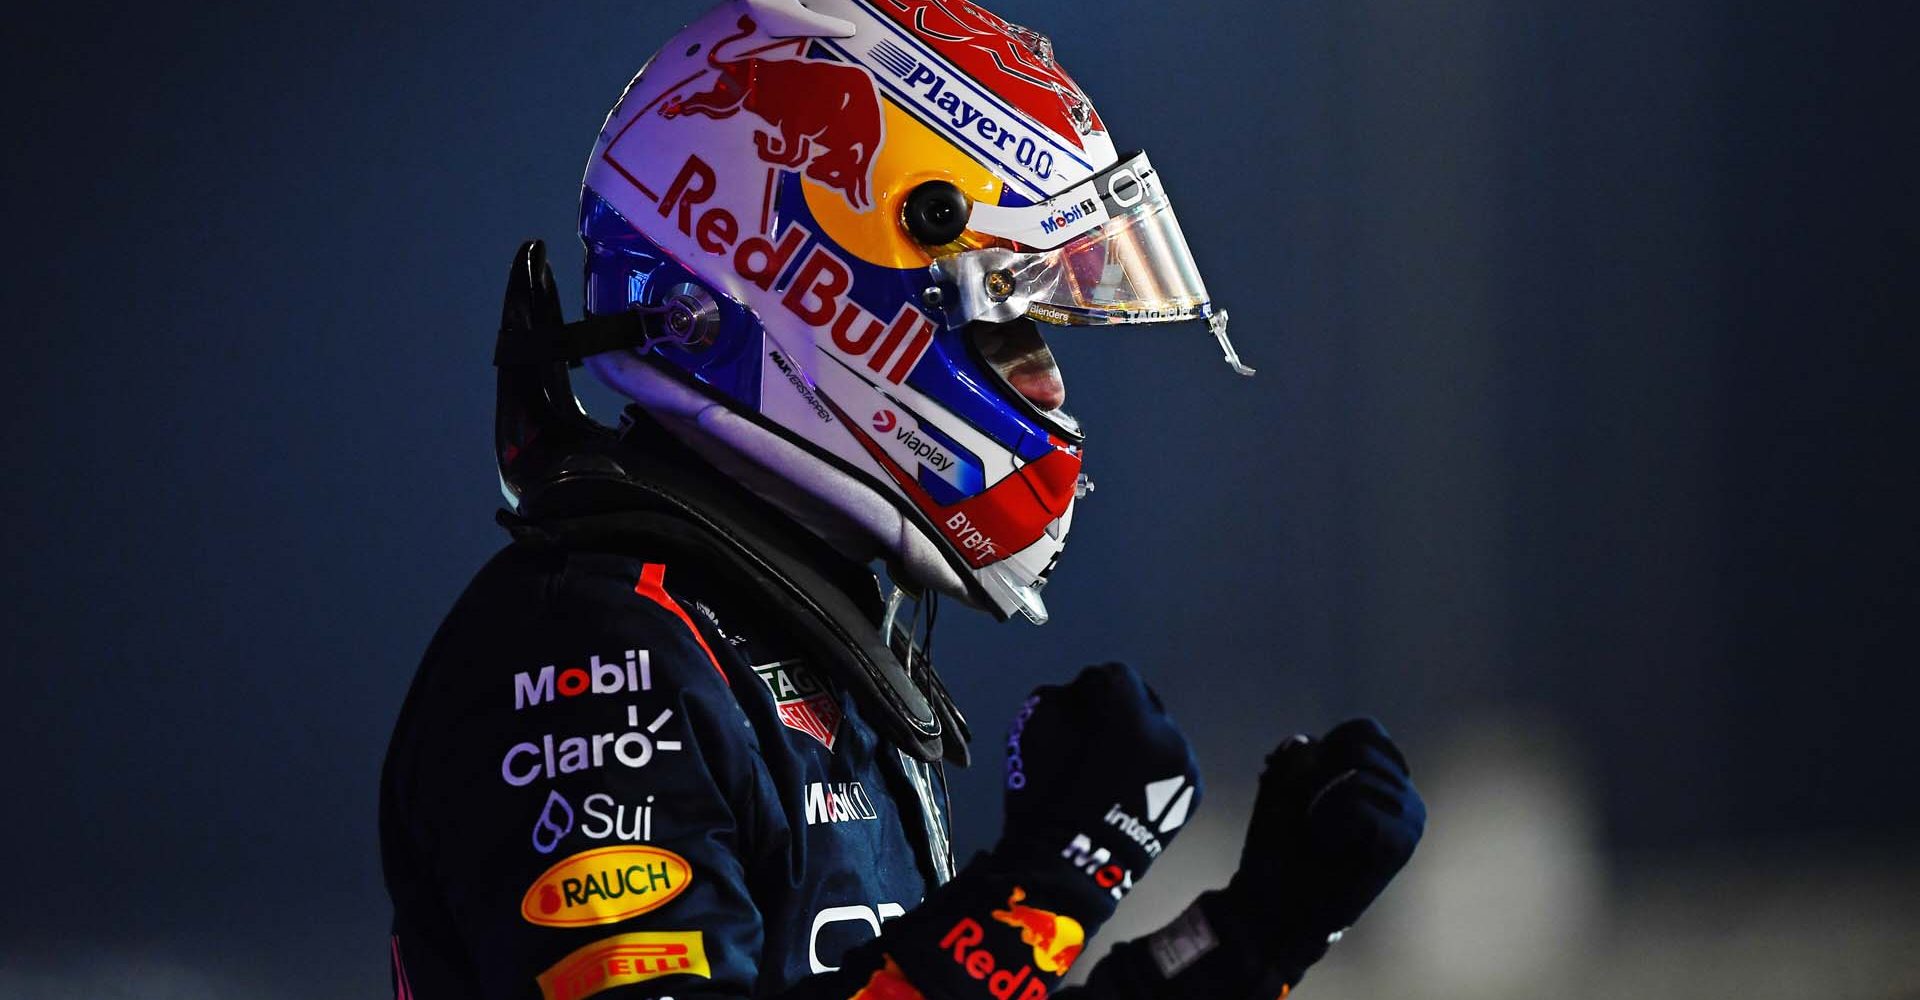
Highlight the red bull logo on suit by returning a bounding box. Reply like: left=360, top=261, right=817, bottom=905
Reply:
left=990, top=887, right=1084, bottom=975
left=933, top=885, right=1085, bottom=1000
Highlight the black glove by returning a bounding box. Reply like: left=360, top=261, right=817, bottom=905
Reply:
left=990, top=662, right=1204, bottom=925
left=1076, top=719, right=1421, bottom=1000
left=868, top=664, right=1200, bottom=999
left=1223, top=718, right=1425, bottom=960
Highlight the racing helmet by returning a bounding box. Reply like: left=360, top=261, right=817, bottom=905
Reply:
left=579, top=0, right=1250, bottom=623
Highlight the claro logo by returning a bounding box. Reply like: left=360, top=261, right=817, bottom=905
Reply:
left=521, top=846, right=693, bottom=927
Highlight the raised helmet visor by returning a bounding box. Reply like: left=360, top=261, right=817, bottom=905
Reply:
left=930, top=150, right=1254, bottom=376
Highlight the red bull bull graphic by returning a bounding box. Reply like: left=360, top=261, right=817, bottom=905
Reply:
left=661, top=15, right=885, bottom=211
left=931, top=884, right=1082, bottom=1000
left=849, top=956, right=928, bottom=1000
left=989, top=886, right=1085, bottom=976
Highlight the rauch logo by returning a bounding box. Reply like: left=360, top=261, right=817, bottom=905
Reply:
left=520, top=845, right=693, bottom=928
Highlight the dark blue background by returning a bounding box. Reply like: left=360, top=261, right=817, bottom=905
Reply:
left=3, top=1, right=1913, bottom=994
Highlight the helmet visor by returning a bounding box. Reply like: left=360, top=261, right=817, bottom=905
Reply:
left=935, top=151, right=1213, bottom=327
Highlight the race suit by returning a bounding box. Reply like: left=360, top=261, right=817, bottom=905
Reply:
left=381, top=425, right=1281, bottom=1000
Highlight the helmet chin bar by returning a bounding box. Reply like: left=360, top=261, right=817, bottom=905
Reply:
left=928, top=249, right=1255, bottom=377
left=578, top=348, right=1070, bottom=623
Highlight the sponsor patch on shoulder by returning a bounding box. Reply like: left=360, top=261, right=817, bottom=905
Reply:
left=754, top=659, right=843, bottom=750
left=536, top=930, right=711, bottom=1000
left=520, top=846, right=692, bottom=927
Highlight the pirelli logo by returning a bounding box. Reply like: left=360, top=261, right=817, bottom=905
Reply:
left=536, top=930, right=711, bottom=1000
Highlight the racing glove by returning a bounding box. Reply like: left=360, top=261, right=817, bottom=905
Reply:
left=1066, top=718, right=1424, bottom=1000
left=855, top=663, right=1202, bottom=999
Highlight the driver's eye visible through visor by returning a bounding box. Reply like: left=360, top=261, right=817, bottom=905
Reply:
left=929, top=151, right=1254, bottom=376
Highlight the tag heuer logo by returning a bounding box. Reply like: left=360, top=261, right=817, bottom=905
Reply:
left=753, top=660, right=842, bottom=751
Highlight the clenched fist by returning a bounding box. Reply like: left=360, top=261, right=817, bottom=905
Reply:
left=1226, top=718, right=1425, bottom=945
left=992, top=663, right=1202, bottom=924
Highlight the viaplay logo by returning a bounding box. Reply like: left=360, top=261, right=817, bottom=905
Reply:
left=867, top=408, right=977, bottom=490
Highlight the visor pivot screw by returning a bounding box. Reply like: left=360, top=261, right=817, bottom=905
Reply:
left=657, top=281, right=720, bottom=349
left=920, top=286, right=945, bottom=309
left=984, top=268, right=1016, bottom=302
left=903, top=181, right=971, bottom=246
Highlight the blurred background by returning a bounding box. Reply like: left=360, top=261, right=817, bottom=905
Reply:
left=3, top=0, right=1915, bottom=997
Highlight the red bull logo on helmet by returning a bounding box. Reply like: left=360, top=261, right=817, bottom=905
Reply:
left=653, top=153, right=937, bottom=385
left=661, top=15, right=885, bottom=211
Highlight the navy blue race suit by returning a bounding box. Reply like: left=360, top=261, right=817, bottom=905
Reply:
left=381, top=242, right=1425, bottom=1000
left=381, top=524, right=952, bottom=997
left=381, top=414, right=1306, bottom=1000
